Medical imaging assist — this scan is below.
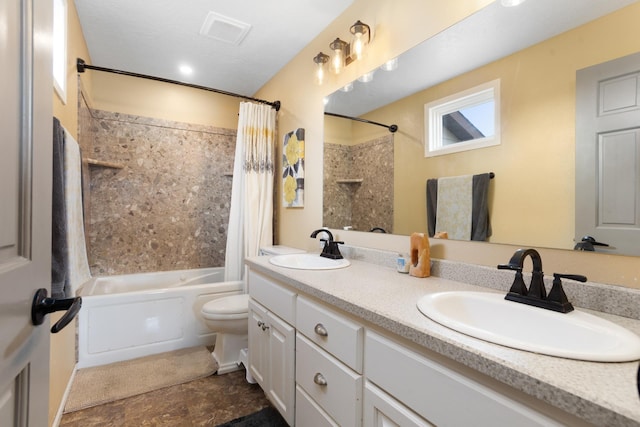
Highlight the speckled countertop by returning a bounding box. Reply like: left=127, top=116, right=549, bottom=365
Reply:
left=245, top=252, right=640, bottom=426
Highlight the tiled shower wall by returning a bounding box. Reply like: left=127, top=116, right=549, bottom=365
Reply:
left=78, top=93, right=236, bottom=275
left=323, top=135, right=394, bottom=233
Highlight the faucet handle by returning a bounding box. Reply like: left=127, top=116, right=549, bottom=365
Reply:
left=498, top=264, right=527, bottom=296
left=546, top=273, right=586, bottom=313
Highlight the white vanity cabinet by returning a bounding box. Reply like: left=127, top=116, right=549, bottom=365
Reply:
left=365, top=331, right=569, bottom=427
left=247, top=271, right=296, bottom=426
left=295, top=296, right=364, bottom=426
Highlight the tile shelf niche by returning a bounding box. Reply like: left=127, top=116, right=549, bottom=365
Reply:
left=336, top=178, right=363, bottom=184
left=85, top=158, right=124, bottom=169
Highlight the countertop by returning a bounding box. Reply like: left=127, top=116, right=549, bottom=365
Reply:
left=245, top=255, right=640, bottom=426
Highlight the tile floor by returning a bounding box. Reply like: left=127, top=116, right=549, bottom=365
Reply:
left=59, top=370, right=271, bottom=426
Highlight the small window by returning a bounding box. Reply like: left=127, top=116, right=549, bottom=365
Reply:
left=53, top=0, right=67, bottom=103
left=424, top=79, right=500, bottom=157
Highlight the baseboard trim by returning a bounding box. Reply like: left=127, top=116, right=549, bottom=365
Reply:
left=51, top=365, right=77, bottom=427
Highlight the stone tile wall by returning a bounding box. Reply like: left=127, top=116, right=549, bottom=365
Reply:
left=323, top=135, right=394, bottom=233
left=79, top=105, right=236, bottom=275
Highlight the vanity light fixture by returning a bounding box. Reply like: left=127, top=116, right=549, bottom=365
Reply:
left=349, top=20, right=370, bottom=61
left=340, top=82, right=354, bottom=92
left=313, top=52, right=330, bottom=85
left=313, top=20, right=371, bottom=83
left=357, top=70, right=375, bottom=83
left=329, top=38, right=349, bottom=74
left=380, top=57, right=398, bottom=71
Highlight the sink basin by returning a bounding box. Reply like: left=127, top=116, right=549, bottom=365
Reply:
left=269, top=253, right=351, bottom=270
left=417, top=291, right=640, bottom=362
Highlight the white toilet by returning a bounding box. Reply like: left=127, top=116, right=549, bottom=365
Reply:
left=200, top=246, right=306, bottom=376
left=201, top=293, right=251, bottom=375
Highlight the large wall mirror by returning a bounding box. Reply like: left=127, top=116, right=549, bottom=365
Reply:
left=323, top=0, right=640, bottom=256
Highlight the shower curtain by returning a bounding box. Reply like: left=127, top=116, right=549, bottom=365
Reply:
left=225, top=102, right=276, bottom=281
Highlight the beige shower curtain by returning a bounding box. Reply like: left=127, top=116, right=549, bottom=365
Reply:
left=225, top=102, right=276, bottom=282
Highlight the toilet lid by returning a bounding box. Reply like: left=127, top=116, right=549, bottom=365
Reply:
left=202, top=294, right=249, bottom=315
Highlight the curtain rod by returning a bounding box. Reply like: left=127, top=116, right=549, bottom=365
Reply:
left=324, top=111, right=398, bottom=133
left=76, top=58, right=281, bottom=111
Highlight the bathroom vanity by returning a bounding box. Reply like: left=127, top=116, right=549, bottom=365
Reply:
left=246, top=251, right=640, bottom=426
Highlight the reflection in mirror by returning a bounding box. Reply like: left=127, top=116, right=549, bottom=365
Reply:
left=425, top=79, right=499, bottom=157
left=323, top=118, right=394, bottom=233
left=323, top=0, right=640, bottom=255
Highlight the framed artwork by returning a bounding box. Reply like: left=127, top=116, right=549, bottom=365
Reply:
left=283, top=128, right=305, bottom=207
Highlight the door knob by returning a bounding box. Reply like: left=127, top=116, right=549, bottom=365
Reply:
left=31, top=288, right=82, bottom=333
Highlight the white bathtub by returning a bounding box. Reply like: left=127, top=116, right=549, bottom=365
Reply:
left=77, top=267, right=243, bottom=368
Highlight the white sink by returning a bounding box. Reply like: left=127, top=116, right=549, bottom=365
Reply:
left=269, top=253, right=351, bottom=270
left=417, top=291, right=640, bottom=362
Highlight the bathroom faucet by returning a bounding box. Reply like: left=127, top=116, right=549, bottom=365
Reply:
left=310, top=229, right=344, bottom=259
left=498, top=248, right=586, bottom=313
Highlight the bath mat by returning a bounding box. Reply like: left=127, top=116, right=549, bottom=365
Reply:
left=216, top=406, right=288, bottom=427
left=64, top=346, right=217, bottom=413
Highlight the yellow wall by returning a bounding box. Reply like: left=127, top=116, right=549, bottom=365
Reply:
left=352, top=4, right=640, bottom=248
left=88, top=72, right=241, bottom=129
left=50, top=0, right=89, bottom=424
left=258, top=0, right=640, bottom=288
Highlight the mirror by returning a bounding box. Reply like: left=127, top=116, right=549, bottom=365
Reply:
left=323, top=0, right=640, bottom=255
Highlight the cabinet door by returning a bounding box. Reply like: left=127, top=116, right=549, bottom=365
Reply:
left=248, top=299, right=268, bottom=388
left=267, top=311, right=296, bottom=426
left=364, top=381, right=433, bottom=427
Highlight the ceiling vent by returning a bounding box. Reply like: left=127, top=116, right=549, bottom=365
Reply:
left=199, top=12, right=252, bottom=45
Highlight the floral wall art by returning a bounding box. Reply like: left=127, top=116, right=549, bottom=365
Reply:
left=283, top=128, right=305, bottom=207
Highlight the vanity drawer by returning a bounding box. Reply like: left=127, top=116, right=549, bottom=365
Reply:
left=296, top=295, right=364, bottom=372
left=365, top=331, right=563, bottom=426
left=248, top=270, right=296, bottom=325
left=296, top=333, right=362, bottom=427
left=295, top=385, right=339, bottom=427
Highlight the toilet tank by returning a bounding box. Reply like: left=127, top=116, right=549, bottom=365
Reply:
left=259, top=245, right=306, bottom=256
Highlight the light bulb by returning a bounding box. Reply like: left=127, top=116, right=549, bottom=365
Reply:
left=352, top=34, right=365, bottom=61
left=331, top=48, right=344, bottom=74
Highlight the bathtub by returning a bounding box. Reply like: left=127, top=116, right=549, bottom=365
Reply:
left=77, top=267, right=243, bottom=368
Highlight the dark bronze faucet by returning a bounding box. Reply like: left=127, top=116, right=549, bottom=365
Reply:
left=498, top=248, right=586, bottom=313
left=310, top=229, right=344, bottom=259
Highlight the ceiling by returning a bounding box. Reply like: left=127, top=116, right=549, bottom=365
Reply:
left=74, top=0, right=354, bottom=96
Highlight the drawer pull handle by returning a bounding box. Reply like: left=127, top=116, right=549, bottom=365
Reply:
left=313, top=373, right=327, bottom=386
left=314, top=323, right=328, bottom=337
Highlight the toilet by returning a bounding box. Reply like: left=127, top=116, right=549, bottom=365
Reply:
left=200, top=246, right=306, bottom=377
left=201, top=293, right=251, bottom=375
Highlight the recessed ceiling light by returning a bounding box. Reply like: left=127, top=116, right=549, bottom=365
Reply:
left=179, top=64, right=193, bottom=75
left=501, top=0, right=526, bottom=6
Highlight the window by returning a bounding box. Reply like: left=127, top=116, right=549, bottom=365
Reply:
left=53, top=0, right=67, bottom=103
left=424, top=79, right=500, bottom=157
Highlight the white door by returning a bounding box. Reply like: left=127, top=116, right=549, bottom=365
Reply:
left=576, top=52, right=640, bottom=255
left=1, top=0, right=53, bottom=425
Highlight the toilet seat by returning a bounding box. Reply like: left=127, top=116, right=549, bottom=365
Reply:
left=202, top=294, right=249, bottom=321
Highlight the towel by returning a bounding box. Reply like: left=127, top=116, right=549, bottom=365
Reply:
left=426, top=179, right=438, bottom=237
left=435, top=175, right=473, bottom=240
left=471, top=173, right=492, bottom=241
left=51, top=118, right=68, bottom=299
left=426, top=173, right=492, bottom=241
left=63, top=129, right=92, bottom=296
